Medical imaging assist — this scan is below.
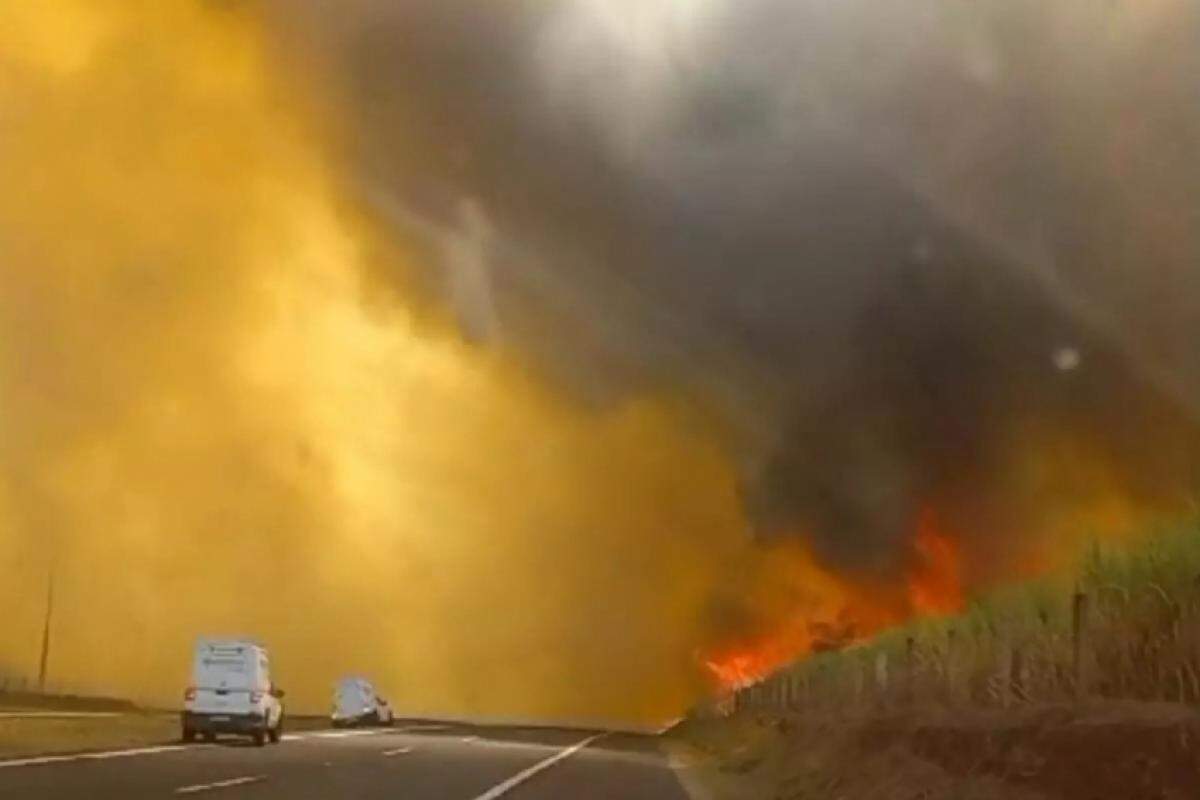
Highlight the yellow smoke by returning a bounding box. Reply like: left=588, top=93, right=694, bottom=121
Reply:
left=0, top=1, right=748, bottom=722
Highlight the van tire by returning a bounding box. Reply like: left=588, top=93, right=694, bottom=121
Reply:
left=268, top=718, right=282, bottom=744
left=202, top=733, right=216, bottom=743
left=182, top=728, right=196, bottom=743
left=252, top=730, right=266, bottom=747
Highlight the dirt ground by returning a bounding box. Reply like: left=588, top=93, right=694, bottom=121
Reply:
left=669, top=702, right=1200, bottom=800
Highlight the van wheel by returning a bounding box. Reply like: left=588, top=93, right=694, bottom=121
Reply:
left=202, top=733, right=216, bottom=743
left=182, top=728, right=196, bottom=743
left=268, top=718, right=282, bottom=744
left=252, top=730, right=266, bottom=747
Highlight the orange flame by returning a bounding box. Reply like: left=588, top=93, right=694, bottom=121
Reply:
left=700, top=541, right=904, bottom=692
left=702, top=507, right=968, bottom=692
left=907, top=508, right=964, bottom=616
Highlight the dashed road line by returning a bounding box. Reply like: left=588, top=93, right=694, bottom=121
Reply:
left=382, top=746, right=412, bottom=757
left=308, top=730, right=382, bottom=739
left=469, top=734, right=605, bottom=800
left=174, top=775, right=266, bottom=795
left=403, top=724, right=452, bottom=733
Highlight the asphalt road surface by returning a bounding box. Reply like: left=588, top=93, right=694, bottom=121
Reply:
left=0, top=722, right=691, bottom=799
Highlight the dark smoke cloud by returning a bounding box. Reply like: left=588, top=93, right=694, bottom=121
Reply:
left=280, top=0, right=1200, bottom=575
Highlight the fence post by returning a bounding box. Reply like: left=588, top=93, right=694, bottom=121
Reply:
left=905, top=636, right=915, bottom=706
left=875, top=651, right=889, bottom=707
left=1009, top=644, right=1025, bottom=705
left=946, top=628, right=960, bottom=706
left=1072, top=589, right=1089, bottom=701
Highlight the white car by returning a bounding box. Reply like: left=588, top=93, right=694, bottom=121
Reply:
left=182, top=639, right=285, bottom=746
left=332, top=676, right=394, bottom=727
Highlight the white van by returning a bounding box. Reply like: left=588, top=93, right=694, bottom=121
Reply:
left=331, top=676, right=394, bottom=727
left=182, top=639, right=285, bottom=746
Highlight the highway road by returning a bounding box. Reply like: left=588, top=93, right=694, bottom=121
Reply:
left=0, top=722, right=691, bottom=799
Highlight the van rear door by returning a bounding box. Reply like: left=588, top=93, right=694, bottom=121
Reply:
left=192, top=643, right=257, bottom=715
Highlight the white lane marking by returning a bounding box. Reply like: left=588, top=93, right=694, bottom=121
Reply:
left=308, top=730, right=381, bottom=739
left=0, top=712, right=122, bottom=719
left=0, top=744, right=191, bottom=770
left=382, top=746, right=412, bottom=757
left=0, top=726, right=381, bottom=770
left=469, top=734, right=605, bottom=800
left=461, top=735, right=479, bottom=743
left=174, top=775, right=266, bottom=795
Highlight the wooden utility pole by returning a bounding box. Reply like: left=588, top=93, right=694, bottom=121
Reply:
left=905, top=636, right=915, bottom=706
left=37, top=569, right=54, bottom=693
left=1072, top=589, right=1089, bottom=700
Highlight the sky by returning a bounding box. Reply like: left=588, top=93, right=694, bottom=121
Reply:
left=0, top=0, right=1197, bottom=721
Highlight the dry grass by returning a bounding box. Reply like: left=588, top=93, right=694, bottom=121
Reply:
left=671, top=714, right=1051, bottom=800
left=0, top=713, right=178, bottom=759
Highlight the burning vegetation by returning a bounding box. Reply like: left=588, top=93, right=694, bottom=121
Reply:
left=702, top=508, right=968, bottom=691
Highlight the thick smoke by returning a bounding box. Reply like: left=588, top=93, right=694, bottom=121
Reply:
left=0, top=1, right=755, bottom=723
left=752, top=248, right=1200, bottom=581
left=288, top=0, right=1200, bottom=586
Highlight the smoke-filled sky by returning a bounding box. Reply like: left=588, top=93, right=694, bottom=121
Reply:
left=284, top=0, right=1200, bottom=575
left=1, top=0, right=1198, bottom=720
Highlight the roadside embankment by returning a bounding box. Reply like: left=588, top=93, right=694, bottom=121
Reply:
left=670, top=702, right=1200, bottom=800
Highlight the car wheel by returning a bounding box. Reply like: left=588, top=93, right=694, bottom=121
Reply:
left=252, top=730, right=266, bottom=747
left=182, top=728, right=196, bottom=743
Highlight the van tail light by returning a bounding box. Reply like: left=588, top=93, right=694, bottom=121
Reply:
left=184, top=687, right=197, bottom=702
left=250, top=690, right=264, bottom=703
